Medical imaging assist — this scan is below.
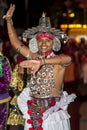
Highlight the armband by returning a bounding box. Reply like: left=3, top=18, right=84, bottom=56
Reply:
left=7, top=19, right=13, bottom=24
left=16, top=44, right=24, bottom=52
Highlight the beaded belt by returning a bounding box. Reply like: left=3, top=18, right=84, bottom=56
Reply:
left=27, top=96, right=61, bottom=130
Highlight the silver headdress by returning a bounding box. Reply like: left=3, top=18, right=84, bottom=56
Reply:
left=22, top=12, right=69, bottom=53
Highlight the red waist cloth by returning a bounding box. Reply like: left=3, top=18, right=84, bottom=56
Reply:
left=27, top=96, right=61, bottom=130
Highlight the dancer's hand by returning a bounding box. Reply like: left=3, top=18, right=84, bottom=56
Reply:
left=20, top=60, right=41, bottom=75
left=3, top=4, right=15, bottom=22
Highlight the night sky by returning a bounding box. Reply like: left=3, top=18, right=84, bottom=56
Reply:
left=7, top=0, right=56, bottom=28
left=6, top=0, right=85, bottom=28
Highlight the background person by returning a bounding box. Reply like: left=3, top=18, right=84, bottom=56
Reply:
left=0, top=38, right=11, bottom=130
left=7, top=53, right=26, bottom=130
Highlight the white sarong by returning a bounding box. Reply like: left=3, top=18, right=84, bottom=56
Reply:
left=17, top=88, right=76, bottom=130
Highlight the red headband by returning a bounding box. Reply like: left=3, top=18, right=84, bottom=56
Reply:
left=36, top=32, right=54, bottom=40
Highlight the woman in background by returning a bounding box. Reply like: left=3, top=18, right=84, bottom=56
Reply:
left=0, top=38, right=11, bottom=130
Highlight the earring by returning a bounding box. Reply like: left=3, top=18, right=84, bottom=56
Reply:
left=29, top=38, right=38, bottom=53
left=52, top=37, right=61, bottom=52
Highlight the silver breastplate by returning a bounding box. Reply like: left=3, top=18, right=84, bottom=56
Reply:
left=29, top=64, right=56, bottom=96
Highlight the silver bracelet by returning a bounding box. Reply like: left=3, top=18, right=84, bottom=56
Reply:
left=7, top=19, right=13, bottom=25
left=16, top=44, right=24, bottom=52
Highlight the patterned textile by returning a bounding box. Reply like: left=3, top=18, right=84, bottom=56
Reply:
left=27, top=96, right=60, bottom=130
left=7, top=65, right=25, bottom=125
left=0, top=52, right=11, bottom=103
left=0, top=103, right=8, bottom=130
left=0, top=52, right=11, bottom=130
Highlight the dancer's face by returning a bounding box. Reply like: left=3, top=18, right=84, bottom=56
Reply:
left=37, top=38, right=53, bottom=53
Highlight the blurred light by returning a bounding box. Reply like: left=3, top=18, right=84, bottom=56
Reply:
left=62, top=13, right=67, bottom=17
left=69, top=13, right=75, bottom=18
left=83, top=24, right=87, bottom=28
left=60, top=24, right=87, bottom=29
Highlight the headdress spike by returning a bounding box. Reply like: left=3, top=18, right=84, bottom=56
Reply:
left=39, top=12, right=51, bottom=27
left=42, top=12, right=46, bottom=17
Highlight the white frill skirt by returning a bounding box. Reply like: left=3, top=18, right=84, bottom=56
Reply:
left=17, top=88, right=76, bottom=130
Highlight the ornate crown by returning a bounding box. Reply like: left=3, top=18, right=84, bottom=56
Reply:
left=22, top=13, right=69, bottom=44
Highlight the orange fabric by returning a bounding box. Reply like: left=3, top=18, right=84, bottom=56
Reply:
left=64, top=63, right=75, bottom=82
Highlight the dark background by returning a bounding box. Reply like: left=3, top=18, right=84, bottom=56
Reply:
left=6, top=0, right=85, bottom=29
